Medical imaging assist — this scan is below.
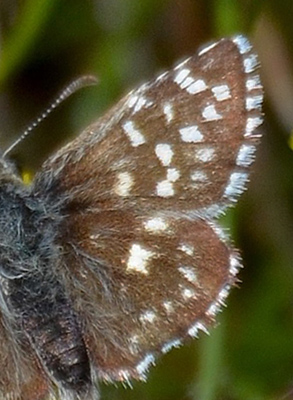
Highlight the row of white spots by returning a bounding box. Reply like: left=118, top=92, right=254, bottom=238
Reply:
left=127, top=244, right=154, bottom=274
left=132, top=279, right=236, bottom=377
left=122, top=120, right=146, bottom=147
left=156, top=167, right=180, bottom=197
left=224, top=36, right=262, bottom=201
left=232, top=35, right=263, bottom=137
left=155, top=143, right=173, bottom=166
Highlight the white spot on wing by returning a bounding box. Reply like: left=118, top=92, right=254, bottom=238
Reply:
left=163, top=300, right=174, bottom=314
left=245, top=117, right=262, bottom=136
left=186, top=79, right=207, bottom=94
left=212, top=84, right=231, bottom=101
left=174, top=68, right=190, bottom=85
left=161, top=339, right=182, bottom=354
left=244, top=54, right=258, bottom=73
left=156, top=168, right=180, bottom=197
left=202, top=104, right=222, bottom=121
left=167, top=168, right=180, bottom=182
left=195, top=147, right=215, bottom=162
left=236, top=144, right=256, bottom=167
left=181, top=286, right=196, bottom=300
left=218, top=285, right=231, bottom=304
left=232, top=35, right=252, bottom=54
left=132, top=96, right=153, bottom=113
left=155, top=143, right=173, bottom=166
left=144, top=217, right=168, bottom=233
left=115, top=172, right=133, bottom=196
left=246, top=76, right=262, bottom=91
left=156, top=180, right=174, bottom=197
left=179, top=243, right=194, bottom=256
left=127, top=244, right=154, bottom=274
left=180, top=76, right=195, bottom=89
left=179, top=125, right=203, bottom=142
left=224, top=172, right=248, bottom=200
left=163, top=102, right=174, bottom=123
left=178, top=266, right=197, bottom=284
left=140, top=310, right=157, bottom=324
left=128, top=94, right=139, bottom=108
left=190, top=170, right=208, bottom=182
left=207, top=302, right=221, bottom=317
left=246, top=95, right=263, bottom=111
left=123, top=121, right=146, bottom=147
left=136, top=354, right=155, bottom=378
left=188, top=321, right=209, bottom=337
left=229, top=254, right=241, bottom=276
left=129, top=335, right=140, bottom=355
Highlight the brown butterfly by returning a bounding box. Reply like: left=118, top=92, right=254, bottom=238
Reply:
left=0, top=35, right=262, bottom=400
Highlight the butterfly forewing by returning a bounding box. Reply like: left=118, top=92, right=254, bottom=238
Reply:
left=35, top=36, right=262, bottom=218
left=31, top=35, right=263, bottom=384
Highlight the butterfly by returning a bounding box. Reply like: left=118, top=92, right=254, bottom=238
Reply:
left=0, top=35, right=262, bottom=400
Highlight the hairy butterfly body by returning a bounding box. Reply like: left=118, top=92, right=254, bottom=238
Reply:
left=0, top=35, right=262, bottom=400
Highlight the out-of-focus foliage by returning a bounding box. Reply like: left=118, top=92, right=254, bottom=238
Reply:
left=0, top=1, right=293, bottom=400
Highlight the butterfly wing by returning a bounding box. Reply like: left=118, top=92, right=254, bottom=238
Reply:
left=31, top=35, right=262, bottom=382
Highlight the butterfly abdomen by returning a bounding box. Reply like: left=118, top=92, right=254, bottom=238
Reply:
left=0, top=182, right=92, bottom=398
left=10, top=273, right=92, bottom=397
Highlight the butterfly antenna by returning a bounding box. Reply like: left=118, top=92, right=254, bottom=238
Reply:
left=3, top=75, right=98, bottom=158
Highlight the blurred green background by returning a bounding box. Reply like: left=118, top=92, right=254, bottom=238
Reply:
left=0, top=1, right=293, bottom=400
